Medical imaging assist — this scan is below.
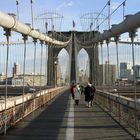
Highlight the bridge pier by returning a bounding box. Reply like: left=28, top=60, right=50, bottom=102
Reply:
left=47, top=31, right=100, bottom=86
left=47, top=44, right=55, bottom=86
left=47, top=43, right=62, bottom=87
left=86, top=43, right=99, bottom=86
left=70, top=32, right=77, bottom=83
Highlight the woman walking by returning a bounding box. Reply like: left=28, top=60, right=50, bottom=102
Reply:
left=73, top=84, right=80, bottom=105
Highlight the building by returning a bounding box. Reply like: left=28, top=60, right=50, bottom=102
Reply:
left=0, top=73, right=6, bottom=85
left=133, top=65, right=140, bottom=82
left=120, top=62, right=131, bottom=80
left=13, top=62, right=20, bottom=77
left=11, top=74, right=46, bottom=86
left=98, top=61, right=117, bottom=85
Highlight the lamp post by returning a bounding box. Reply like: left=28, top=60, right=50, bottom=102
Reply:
left=54, top=59, right=58, bottom=87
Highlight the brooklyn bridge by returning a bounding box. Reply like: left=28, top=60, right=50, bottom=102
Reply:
left=0, top=0, right=140, bottom=139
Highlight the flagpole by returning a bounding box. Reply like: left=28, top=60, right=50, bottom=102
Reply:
left=72, top=20, right=75, bottom=31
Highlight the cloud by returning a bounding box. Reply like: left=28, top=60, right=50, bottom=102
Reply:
left=111, top=2, right=120, bottom=10
left=67, top=1, right=74, bottom=6
left=56, top=1, right=74, bottom=10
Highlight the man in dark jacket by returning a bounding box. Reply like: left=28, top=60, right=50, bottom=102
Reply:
left=84, top=82, right=95, bottom=107
left=90, top=84, right=96, bottom=106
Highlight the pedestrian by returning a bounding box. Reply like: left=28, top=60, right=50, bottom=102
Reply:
left=84, top=82, right=95, bottom=108
left=79, top=84, right=85, bottom=95
left=74, top=84, right=81, bottom=105
left=77, top=83, right=81, bottom=94
left=90, top=83, right=96, bottom=106
left=70, top=82, right=76, bottom=99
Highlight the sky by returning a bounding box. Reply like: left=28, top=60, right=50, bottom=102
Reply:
left=0, top=0, right=140, bottom=77
left=0, top=0, right=140, bottom=31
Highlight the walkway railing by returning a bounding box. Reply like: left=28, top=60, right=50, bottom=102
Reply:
left=0, top=87, right=66, bottom=134
left=95, top=89, right=140, bottom=139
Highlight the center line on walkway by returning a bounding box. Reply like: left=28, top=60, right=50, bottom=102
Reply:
left=66, top=96, right=74, bottom=140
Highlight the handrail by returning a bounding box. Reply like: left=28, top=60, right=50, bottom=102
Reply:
left=0, top=87, right=67, bottom=134
left=95, top=89, right=140, bottom=139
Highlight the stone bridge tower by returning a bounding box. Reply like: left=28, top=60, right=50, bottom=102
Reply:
left=47, top=31, right=99, bottom=86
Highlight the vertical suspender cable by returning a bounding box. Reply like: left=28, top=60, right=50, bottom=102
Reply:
left=129, top=30, right=137, bottom=138
left=39, top=41, right=43, bottom=105
left=4, top=29, right=11, bottom=135
left=22, top=35, right=28, bottom=114
left=45, top=42, right=48, bottom=85
left=33, top=39, right=37, bottom=87
left=94, top=44, right=97, bottom=85
left=106, top=39, right=111, bottom=112
left=115, top=36, right=121, bottom=122
left=93, top=44, right=95, bottom=85
left=106, top=39, right=110, bottom=86
left=33, top=38, right=37, bottom=110
left=45, top=23, right=48, bottom=86
left=100, top=42, right=104, bottom=87
left=115, top=36, right=120, bottom=80
left=95, top=43, right=98, bottom=85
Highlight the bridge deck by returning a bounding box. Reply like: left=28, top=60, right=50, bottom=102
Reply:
left=0, top=90, right=134, bottom=140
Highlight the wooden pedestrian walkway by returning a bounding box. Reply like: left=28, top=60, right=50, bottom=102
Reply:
left=0, top=90, right=134, bottom=140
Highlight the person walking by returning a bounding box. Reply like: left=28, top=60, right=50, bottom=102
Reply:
left=90, top=84, right=96, bottom=106
left=84, top=82, right=95, bottom=108
left=70, top=82, right=76, bottom=100
left=79, top=84, right=85, bottom=95
left=74, top=84, right=81, bottom=105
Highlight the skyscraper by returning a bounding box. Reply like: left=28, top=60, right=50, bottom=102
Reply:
left=98, top=61, right=117, bottom=85
left=133, top=65, right=140, bottom=81
left=13, top=62, right=20, bottom=77
left=120, top=62, right=131, bottom=79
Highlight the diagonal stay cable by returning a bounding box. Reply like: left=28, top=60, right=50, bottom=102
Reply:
left=97, top=0, right=127, bottom=29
